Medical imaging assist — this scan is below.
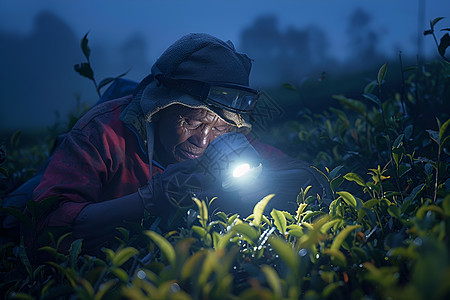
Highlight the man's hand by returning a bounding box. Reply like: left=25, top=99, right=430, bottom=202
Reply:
left=139, top=158, right=222, bottom=212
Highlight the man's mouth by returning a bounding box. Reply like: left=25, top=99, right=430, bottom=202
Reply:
left=177, top=148, right=203, bottom=160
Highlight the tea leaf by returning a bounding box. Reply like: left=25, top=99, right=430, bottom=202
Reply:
left=74, top=62, right=94, bottom=80
left=110, top=267, right=128, bottom=282
left=282, top=83, right=297, bottom=91
left=344, top=172, right=366, bottom=186
left=439, top=118, right=450, bottom=142
left=438, top=33, right=450, bottom=57
left=271, top=209, right=287, bottom=235
left=192, top=197, right=208, bottom=228
left=333, top=95, right=367, bottom=117
left=323, top=248, right=347, bottom=266
left=443, top=194, right=450, bottom=216
left=181, top=250, right=206, bottom=280
left=261, top=265, right=282, bottom=298
left=331, top=225, right=360, bottom=251
left=232, top=223, right=258, bottom=245
left=377, top=63, right=388, bottom=86
left=68, top=239, right=83, bottom=269
left=10, top=130, right=22, bottom=147
left=112, top=247, right=138, bottom=267
left=322, top=281, right=345, bottom=298
left=416, top=205, right=445, bottom=220
left=94, top=279, right=117, bottom=300
left=329, top=165, right=343, bottom=180
left=81, top=32, right=91, bottom=59
left=337, top=191, right=357, bottom=209
left=269, top=235, right=299, bottom=271
left=145, top=231, right=175, bottom=266
left=19, top=238, right=32, bottom=278
left=363, top=93, right=382, bottom=107
left=431, top=17, right=445, bottom=29
left=363, top=198, right=381, bottom=209
left=252, top=194, right=274, bottom=226
left=404, top=125, right=414, bottom=140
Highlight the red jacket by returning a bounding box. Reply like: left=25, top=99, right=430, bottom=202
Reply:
left=32, top=96, right=286, bottom=232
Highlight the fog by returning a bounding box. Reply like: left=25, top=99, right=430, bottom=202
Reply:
left=0, top=0, right=448, bottom=131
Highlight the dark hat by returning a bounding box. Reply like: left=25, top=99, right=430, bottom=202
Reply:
left=139, top=33, right=253, bottom=130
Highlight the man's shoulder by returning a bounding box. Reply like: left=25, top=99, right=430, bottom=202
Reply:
left=74, top=96, right=133, bottom=131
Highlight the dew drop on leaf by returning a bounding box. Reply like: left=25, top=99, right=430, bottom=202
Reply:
left=137, top=270, right=146, bottom=279
left=414, top=237, right=423, bottom=246
left=298, top=249, right=307, bottom=256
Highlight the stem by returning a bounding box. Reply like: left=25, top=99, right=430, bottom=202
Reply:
left=87, top=57, right=101, bottom=98
left=398, top=52, right=407, bottom=116
left=433, top=146, right=441, bottom=203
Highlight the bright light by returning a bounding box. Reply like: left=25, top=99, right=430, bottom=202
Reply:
left=232, top=163, right=250, bottom=178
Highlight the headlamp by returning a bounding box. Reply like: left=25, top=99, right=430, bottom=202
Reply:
left=156, top=74, right=259, bottom=113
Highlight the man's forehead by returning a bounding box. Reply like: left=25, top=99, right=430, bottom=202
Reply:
left=178, top=106, right=220, bottom=121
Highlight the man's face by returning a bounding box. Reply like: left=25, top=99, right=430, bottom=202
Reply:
left=155, top=105, right=233, bottom=165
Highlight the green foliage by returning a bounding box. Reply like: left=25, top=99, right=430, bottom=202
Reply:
left=1, top=31, right=449, bottom=300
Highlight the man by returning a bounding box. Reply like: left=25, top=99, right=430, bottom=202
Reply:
left=30, top=33, right=330, bottom=253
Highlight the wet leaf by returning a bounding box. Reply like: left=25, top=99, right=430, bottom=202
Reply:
left=416, top=205, right=445, bottom=220
left=252, top=194, right=274, bottom=226
left=426, top=129, right=439, bottom=144
left=438, top=33, right=450, bottom=57
left=145, top=231, right=175, bottom=266
left=331, top=225, right=360, bottom=251
left=322, top=281, right=345, bottom=298
left=261, top=265, right=282, bottom=298
left=363, top=93, right=382, bottom=107
left=68, top=239, right=83, bottom=269
left=282, top=83, right=297, bottom=91
left=112, top=247, right=138, bottom=267
left=333, top=95, right=367, bottom=117
left=97, top=77, right=115, bottom=91
left=364, top=80, right=377, bottom=94
left=10, top=130, right=21, bottom=147
left=393, top=134, right=404, bottom=148
left=323, top=248, right=347, bottom=266
left=404, top=124, right=413, bottom=140
left=443, top=194, right=450, bottom=216
left=344, top=172, right=365, bottom=186
left=181, top=250, right=206, bottom=280
left=337, top=191, right=357, bottom=209
left=192, top=197, right=208, bottom=228
left=110, top=267, right=128, bottom=282
left=74, top=63, right=94, bottom=80
left=271, top=209, right=287, bottom=235
left=268, top=235, right=299, bottom=271
left=232, top=223, right=258, bottom=245
left=377, top=63, right=388, bottom=86
left=329, top=165, right=343, bottom=180
left=431, top=17, right=445, bottom=29
left=439, top=118, right=450, bottom=142
left=387, top=206, right=401, bottom=219
left=363, top=199, right=381, bottom=209
left=81, top=32, right=91, bottom=59
left=19, top=238, right=32, bottom=278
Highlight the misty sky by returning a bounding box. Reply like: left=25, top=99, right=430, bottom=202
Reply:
left=0, top=0, right=449, bottom=131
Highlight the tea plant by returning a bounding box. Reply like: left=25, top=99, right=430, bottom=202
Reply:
left=1, top=26, right=449, bottom=299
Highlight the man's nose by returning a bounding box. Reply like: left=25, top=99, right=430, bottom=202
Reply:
left=191, top=125, right=213, bottom=148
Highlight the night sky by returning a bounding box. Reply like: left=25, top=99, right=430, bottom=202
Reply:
left=0, top=0, right=449, bottom=131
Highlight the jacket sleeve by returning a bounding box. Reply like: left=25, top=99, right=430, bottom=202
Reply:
left=250, top=139, right=332, bottom=208
left=32, top=127, right=116, bottom=231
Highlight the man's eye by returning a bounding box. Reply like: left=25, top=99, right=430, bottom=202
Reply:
left=213, top=126, right=230, bottom=133
left=182, top=119, right=201, bottom=129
